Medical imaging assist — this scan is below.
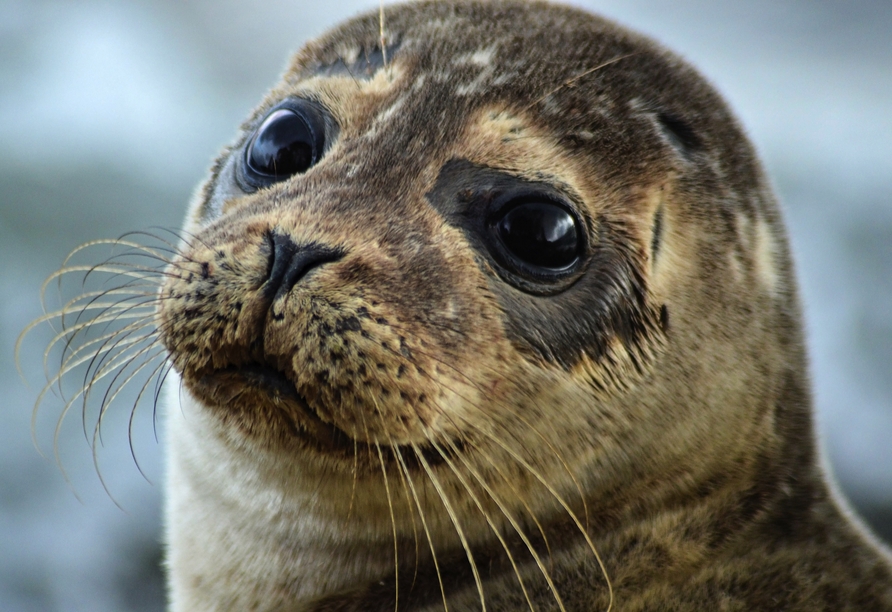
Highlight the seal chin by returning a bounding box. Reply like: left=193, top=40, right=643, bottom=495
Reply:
left=190, top=363, right=356, bottom=452
left=188, top=363, right=457, bottom=467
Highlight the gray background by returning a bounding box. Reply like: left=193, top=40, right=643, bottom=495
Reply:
left=2, top=0, right=890, bottom=610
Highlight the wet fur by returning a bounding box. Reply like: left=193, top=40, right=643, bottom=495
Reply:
left=25, top=1, right=892, bottom=610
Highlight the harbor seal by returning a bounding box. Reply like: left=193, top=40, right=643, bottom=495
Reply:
left=29, top=0, right=892, bottom=610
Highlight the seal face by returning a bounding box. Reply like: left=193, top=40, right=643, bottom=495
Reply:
left=33, top=0, right=891, bottom=610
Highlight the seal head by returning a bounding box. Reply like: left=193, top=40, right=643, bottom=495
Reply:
left=154, top=1, right=892, bottom=610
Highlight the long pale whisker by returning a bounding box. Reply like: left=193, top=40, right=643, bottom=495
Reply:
left=392, top=446, right=450, bottom=612
left=412, top=445, right=487, bottom=611
left=87, top=358, right=160, bottom=511
left=51, top=315, right=156, bottom=381
left=374, top=443, right=401, bottom=612
left=368, top=397, right=410, bottom=608
left=450, top=410, right=614, bottom=612
left=381, top=321, right=592, bottom=524
left=368, top=330, right=576, bottom=572
left=48, top=331, right=159, bottom=452
left=389, top=440, right=422, bottom=590
left=79, top=322, right=161, bottom=424
left=62, top=293, right=161, bottom=367
left=48, top=339, right=160, bottom=507
left=426, top=436, right=538, bottom=612
left=82, top=334, right=163, bottom=444
left=23, top=301, right=152, bottom=383
left=91, top=347, right=166, bottom=481
left=417, top=391, right=565, bottom=611
left=65, top=276, right=162, bottom=332
left=56, top=238, right=172, bottom=274
left=150, top=361, right=175, bottom=444
left=34, top=325, right=158, bottom=435
left=522, top=53, right=637, bottom=113
left=50, top=302, right=159, bottom=374
left=127, top=355, right=171, bottom=481
left=92, top=344, right=166, bottom=448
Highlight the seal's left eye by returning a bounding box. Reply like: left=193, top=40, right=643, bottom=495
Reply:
left=242, top=103, right=327, bottom=188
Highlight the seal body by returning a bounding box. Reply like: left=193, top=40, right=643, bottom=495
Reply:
left=156, top=1, right=892, bottom=610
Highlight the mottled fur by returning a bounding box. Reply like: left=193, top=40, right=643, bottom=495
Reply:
left=151, top=1, right=892, bottom=610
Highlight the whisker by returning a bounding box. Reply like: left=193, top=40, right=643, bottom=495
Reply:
left=390, top=438, right=422, bottom=590
left=92, top=343, right=166, bottom=447
left=381, top=320, right=592, bottom=519
left=127, top=356, right=171, bottom=480
left=63, top=312, right=159, bottom=379
left=368, top=396, right=415, bottom=608
left=52, top=308, right=157, bottom=366
left=444, top=430, right=565, bottom=611
left=412, top=446, right=487, bottom=611
left=47, top=330, right=159, bottom=453
left=392, top=446, right=450, bottom=612
left=117, top=229, right=190, bottom=257
left=522, top=53, right=637, bottom=113
left=80, top=321, right=160, bottom=413
left=34, top=326, right=158, bottom=434
left=451, top=411, right=614, bottom=612
left=151, top=361, right=175, bottom=444
left=62, top=291, right=160, bottom=358
left=25, top=301, right=153, bottom=385
left=82, top=334, right=163, bottom=445
left=414, top=389, right=565, bottom=611
left=58, top=237, right=172, bottom=268
left=360, top=330, right=563, bottom=542
left=374, top=443, right=401, bottom=612
left=379, top=0, right=389, bottom=73
left=48, top=342, right=158, bottom=510
left=53, top=302, right=159, bottom=373
left=92, top=347, right=166, bottom=481
left=367, top=329, right=614, bottom=609
left=345, top=436, right=360, bottom=522
left=148, top=224, right=215, bottom=254
left=426, top=435, right=538, bottom=612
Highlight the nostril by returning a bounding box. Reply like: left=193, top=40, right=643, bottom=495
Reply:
left=263, top=231, right=343, bottom=303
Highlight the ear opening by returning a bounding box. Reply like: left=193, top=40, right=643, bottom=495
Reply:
left=655, top=111, right=702, bottom=160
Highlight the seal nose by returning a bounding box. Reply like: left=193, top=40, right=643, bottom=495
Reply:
left=263, top=232, right=343, bottom=303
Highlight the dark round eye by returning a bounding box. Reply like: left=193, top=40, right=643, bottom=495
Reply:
left=492, top=200, right=582, bottom=272
left=243, top=104, right=326, bottom=187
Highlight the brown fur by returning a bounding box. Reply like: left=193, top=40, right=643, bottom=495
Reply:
left=41, top=1, right=892, bottom=610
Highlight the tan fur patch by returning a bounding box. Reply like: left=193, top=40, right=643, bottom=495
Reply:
left=753, top=215, right=781, bottom=295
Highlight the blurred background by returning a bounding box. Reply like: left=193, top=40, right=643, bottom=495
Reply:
left=1, top=0, right=890, bottom=610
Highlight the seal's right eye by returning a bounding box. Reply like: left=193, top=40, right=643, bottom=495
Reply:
left=489, top=198, right=583, bottom=279
left=242, top=102, right=328, bottom=189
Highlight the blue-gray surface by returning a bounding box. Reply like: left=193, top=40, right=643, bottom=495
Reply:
left=1, top=0, right=890, bottom=610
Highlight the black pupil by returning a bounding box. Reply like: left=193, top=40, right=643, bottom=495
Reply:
left=247, top=109, right=316, bottom=179
left=496, top=201, right=580, bottom=270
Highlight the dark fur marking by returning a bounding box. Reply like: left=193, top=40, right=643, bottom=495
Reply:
left=334, top=316, right=362, bottom=333
left=427, top=159, right=660, bottom=368
left=651, top=202, right=664, bottom=263
left=310, top=42, right=402, bottom=80
left=656, top=111, right=702, bottom=159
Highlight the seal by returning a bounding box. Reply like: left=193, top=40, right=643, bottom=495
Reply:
left=30, top=0, right=892, bottom=610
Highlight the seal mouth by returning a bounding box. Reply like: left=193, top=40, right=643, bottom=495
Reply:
left=195, top=363, right=457, bottom=466
left=233, top=363, right=353, bottom=450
